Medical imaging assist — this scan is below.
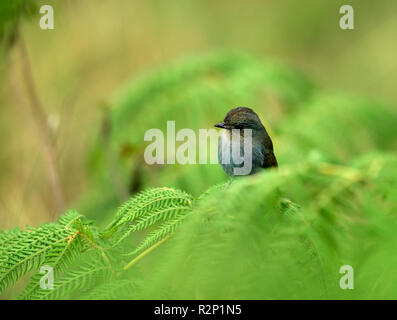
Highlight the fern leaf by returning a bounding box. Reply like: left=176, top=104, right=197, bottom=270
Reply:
left=102, top=187, right=192, bottom=244
left=113, top=205, right=191, bottom=247
left=18, top=235, right=84, bottom=299
left=27, top=251, right=112, bottom=300
left=125, top=212, right=188, bottom=259
left=0, top=211, right=85, bottom=295
left=79, top=279, right=136, bottom=300
left=0, top=227, right=24, bottom=254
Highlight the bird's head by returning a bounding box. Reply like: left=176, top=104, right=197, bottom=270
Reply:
left=214, top=107, right=264, bottom=131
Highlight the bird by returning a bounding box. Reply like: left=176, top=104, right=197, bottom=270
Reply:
left=214, top=107, right=277, bottom=176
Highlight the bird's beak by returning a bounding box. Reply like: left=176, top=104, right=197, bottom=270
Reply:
left=214, top=122, right=226, bottom=129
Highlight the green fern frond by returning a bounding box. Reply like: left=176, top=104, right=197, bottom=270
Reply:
left=0, top=211, right=85, bottom=295
left=0, top=227, right=24, bottom=252
left=102, top=187, right=193, bottom=244
left=26, top=251, right=112, bottom=300
left=197, top=181, right=230, bottom=201
left=56, top=210, right=84, bottom=227
left=79, top=279, right=137, bottom=300
left=18, top=212, right=102, bottom=299
left=124, top=212, right=189, bottom=260
left=114, top=205, right=191, bottom=247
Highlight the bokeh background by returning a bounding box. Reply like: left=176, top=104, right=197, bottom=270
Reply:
left=1, top=0, right=396, bottom=229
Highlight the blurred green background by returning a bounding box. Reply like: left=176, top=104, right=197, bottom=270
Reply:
left=1, top=0, right=396, bottom=229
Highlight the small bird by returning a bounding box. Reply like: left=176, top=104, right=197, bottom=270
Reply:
left=214, top=107, right=278, bottom=176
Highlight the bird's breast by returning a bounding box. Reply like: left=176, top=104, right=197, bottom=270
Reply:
left=218, top=130, right=264, bottom=176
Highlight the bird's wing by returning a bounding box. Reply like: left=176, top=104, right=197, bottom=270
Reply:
left=262, top=151, right=278, bottom=168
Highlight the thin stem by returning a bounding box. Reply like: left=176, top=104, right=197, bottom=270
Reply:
left=123, top=235, right=171, bottom=271
left=8, top=30, right=65, bottom=218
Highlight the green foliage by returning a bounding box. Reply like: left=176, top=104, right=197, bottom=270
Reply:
left=1, top=153, right=396, bottom=299
left=102, top=187, right=192, bottom=247
left=23, top=250, right=112, bottom=300
left=0, top=211, right=84, bottom=295
left=1, top=53, right=396, bottom=299
left=278, top=93, right=397, bottom=164
left=109, top=53, right=313, bottom=147
left=79, top=279, right=137, bottom=300
left=0, top=0, right=36, bottom=49
left=138, top=153, right=397, bottom=299
left=0, top=187, right=196, bottom=299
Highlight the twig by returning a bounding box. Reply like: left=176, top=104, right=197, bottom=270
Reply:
left=8, top=30, right=65, bottom=218
left=123, top=235, right=171, bottom=270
